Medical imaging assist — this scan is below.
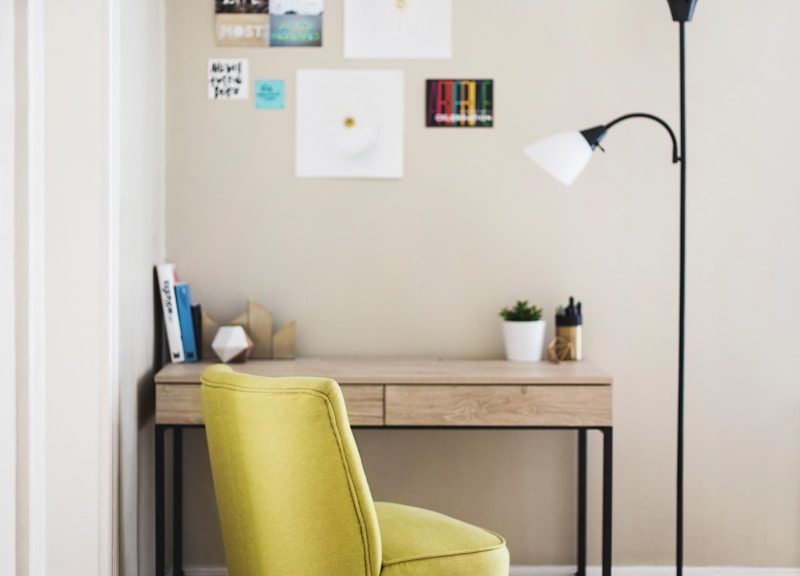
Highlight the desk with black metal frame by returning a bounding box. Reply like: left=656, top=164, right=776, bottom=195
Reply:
left=154, top=358, right=614, bottom=576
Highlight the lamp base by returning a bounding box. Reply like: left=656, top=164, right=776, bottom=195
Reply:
left=667, top=0, right=698, bottom=22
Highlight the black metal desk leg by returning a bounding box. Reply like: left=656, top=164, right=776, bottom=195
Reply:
left=155, top=425, right=165, bottom=576
left=576, top=429, right=587, bottom=576
left=602, top=428, right=614, bottom=576
left=173, top=428, right=184, bottom=576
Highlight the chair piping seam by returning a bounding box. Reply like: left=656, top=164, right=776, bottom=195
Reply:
left=381, top=541, right=506, bottom=568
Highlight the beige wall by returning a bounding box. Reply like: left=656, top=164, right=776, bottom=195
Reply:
left=166, top=0, right=800, bottom=567
left=119, top=0, right=165, bottom=575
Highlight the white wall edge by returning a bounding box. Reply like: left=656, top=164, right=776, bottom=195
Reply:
left=106, top=0, right=122, bottom=573
left=26, top=0, right=46, bottom=574
left=168, top=566, right=800, bottom=576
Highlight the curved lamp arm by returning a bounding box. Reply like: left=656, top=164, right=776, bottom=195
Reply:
left=523, top=111, right=682, bottom=186
left=581, top=113, right=681, bottom=164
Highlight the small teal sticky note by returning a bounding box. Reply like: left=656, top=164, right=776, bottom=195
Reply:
left=255, top=79, right=285, bottom=110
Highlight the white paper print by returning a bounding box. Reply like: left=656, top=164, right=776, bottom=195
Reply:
left=344, top=0, right=452, bottom=59
left=208, top=59, right=249, bottom=100
left=269, top=0, right=324, bottom=14
left=295, top=69, right=404, bottom=179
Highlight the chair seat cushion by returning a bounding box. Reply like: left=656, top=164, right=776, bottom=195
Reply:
left=376, top=502, right=509, bottom=576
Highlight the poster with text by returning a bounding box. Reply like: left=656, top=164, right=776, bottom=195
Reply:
left=215, top=0, right=269, bottom=46
left=296, top=69, right=404, bottom=178
left=208, top=59, right=249, bottom=101
left=426, top=79, right=493, bottom=127
left=270, top=0, right=323, bottom=47
left=344, top=0, right=451, bottom=59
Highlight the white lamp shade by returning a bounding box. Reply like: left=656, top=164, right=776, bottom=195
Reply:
left=523, top=131, right=594, bottom=187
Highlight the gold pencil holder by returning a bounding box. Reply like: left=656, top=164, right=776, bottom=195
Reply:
left=555, top=325, right=582, bottom=361
left=555, top=297, right=583, bottom=361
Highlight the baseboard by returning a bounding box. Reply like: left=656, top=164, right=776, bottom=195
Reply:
left=510, top=569, right=800, bottom=576
left=169, top=566, right=800, bottom=576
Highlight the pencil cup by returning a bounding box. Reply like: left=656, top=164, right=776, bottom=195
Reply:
left=555, top=325, right=582, bottom=361
left=555, top=297, right=583, bottom=361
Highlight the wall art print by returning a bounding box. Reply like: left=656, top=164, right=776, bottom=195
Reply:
left=215, top=0, right=270, bottom=47
left=425, top=79, right=493, bottom=128
left=270, top=0, right=324, bottom=47
left=344, top=0, right=451, bottom=59
left=208, top=59, right=249, bottom=101
left=255, top=79, right=285, bottom=109
left=295, top=69, right=404, bottom=179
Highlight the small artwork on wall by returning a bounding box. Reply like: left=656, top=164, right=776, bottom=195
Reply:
left=255, top=79, right=285, bottom=109
left=215, top=0, right=269, bottom=13
left=344, top=0, right=452, bottom=59
left=426, top=79, right=494, bottom=128
left=295, top=69, right=404, bottom=179
left=215, top=0, right=270, bottom=46
left=270, top=0, right=324, bottom=47
left=208, top=59, right=249, bottom=101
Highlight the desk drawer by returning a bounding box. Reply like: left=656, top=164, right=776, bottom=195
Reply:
left=156, top=384, right=385, bottom=426
left=384, top=385, right=611, bottom=427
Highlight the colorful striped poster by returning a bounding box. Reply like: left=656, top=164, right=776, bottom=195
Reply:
left=426, top=79, right=494, bottom=128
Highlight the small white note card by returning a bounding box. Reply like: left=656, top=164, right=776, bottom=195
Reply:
left=208, top=58, right=249, bottom=101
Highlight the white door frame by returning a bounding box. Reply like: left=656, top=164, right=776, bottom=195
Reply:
left=1, top=0, right=17, bottom=573
left=26, top=0, right=47, bottom=573
left=15, top=0, right=121, bottom=573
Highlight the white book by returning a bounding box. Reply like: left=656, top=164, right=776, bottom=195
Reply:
left=156, top=262, right=185, bottom=363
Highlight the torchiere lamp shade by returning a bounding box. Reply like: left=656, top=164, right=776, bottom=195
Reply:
left=523, top=131, right=595, bottom=186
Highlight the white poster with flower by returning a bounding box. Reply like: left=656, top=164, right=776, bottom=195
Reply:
left=295, top=69, right=404, bottom=179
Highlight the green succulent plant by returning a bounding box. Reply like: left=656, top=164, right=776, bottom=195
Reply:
left=499, top=300, right=543, bottom=322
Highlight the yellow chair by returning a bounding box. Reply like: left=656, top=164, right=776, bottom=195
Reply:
left=201, top=365, right=510, bottom=576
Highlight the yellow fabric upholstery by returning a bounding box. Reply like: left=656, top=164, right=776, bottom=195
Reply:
left=201, top=365, right=510, bottom=576
left=376, top=502, right=509, bottom=576
left=202, top=365, right=382, bottom=576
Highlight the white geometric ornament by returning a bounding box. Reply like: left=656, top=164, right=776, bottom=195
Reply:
left=211, top=326, right=254, bottom=363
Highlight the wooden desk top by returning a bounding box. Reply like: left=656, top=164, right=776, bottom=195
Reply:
left=155, top=358, right=612, bottom=427
left=155, top=357, right=612, bottom=386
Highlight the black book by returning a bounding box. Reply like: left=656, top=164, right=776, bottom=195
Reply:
left=191, top=304, right=203, bottom=360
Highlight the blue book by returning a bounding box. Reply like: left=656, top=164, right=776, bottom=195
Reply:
left=174, top=283, right=198, bottom=363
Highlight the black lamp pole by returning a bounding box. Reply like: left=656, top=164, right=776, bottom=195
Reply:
left=576, top=2, right=696, bottom=574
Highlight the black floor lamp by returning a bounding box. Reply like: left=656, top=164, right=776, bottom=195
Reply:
left=523, top=1, right=697, bottom=574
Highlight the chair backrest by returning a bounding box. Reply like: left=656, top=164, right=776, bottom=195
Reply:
left=201, top=365, right=382, bottom=576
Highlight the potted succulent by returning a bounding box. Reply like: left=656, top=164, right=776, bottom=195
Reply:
left=499, top=300, right=546, bottom=362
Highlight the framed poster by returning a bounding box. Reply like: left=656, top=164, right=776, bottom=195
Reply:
left=344, top=0, right=452, bottom=59
left=426, top=79, right=493, bottom=127
left=215, top=0, right=270, bottom=47
left=295, top=69, right=404, bottom=179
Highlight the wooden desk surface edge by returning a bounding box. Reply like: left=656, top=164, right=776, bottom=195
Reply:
left=155, top=357, right=613, bottom=387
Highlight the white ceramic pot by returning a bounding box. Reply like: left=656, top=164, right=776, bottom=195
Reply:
left=502, top=320, right=546, bottom=362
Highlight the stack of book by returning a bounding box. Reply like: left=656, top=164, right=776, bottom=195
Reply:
left=156, top=262, right=202, bottom=364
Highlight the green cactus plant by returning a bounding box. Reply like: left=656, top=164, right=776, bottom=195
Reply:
left=499, top=300, right=543, bottom=322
